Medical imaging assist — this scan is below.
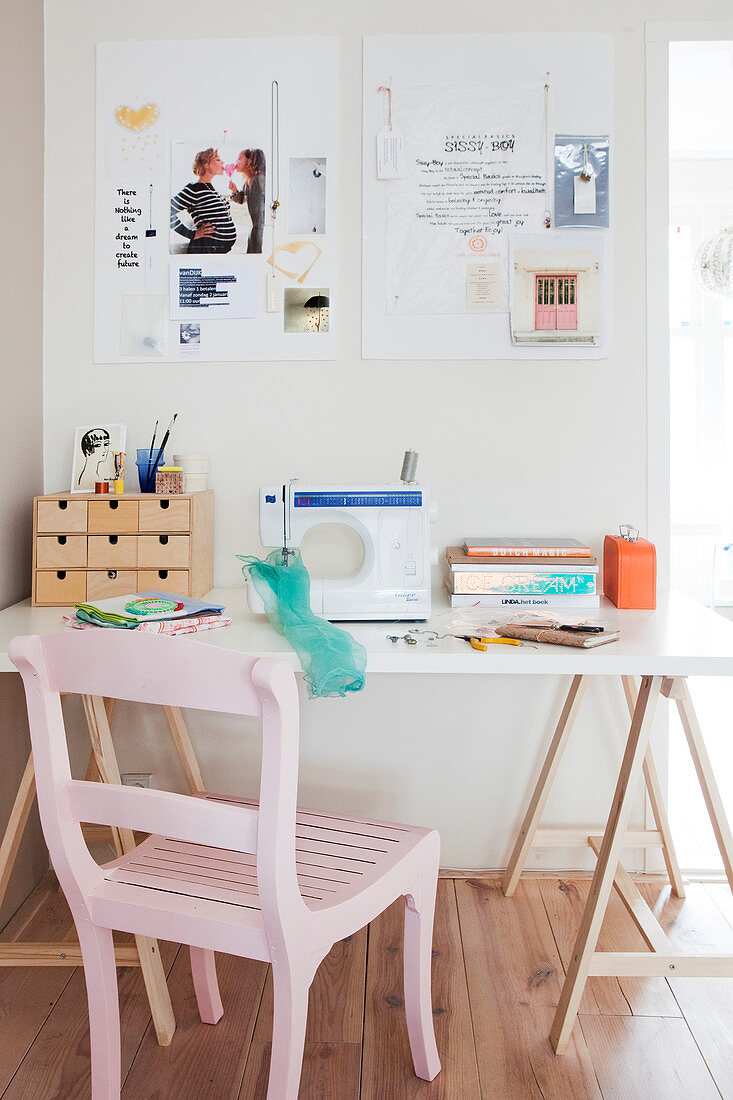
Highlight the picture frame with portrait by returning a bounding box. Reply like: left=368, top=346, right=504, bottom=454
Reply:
left=70, top=423, right=126, bottom=494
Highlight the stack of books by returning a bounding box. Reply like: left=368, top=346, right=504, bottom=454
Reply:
left=445, top=538, right=599, bottom=609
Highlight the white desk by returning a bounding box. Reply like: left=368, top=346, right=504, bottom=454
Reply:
left=3, top=586, right=733, bottom=677
left=2, top=586, right=733, bottom=1054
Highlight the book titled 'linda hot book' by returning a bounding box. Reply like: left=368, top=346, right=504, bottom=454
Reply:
left=462, top=537, right=592, bottom=558
left=447, top=590, right=601, bottom=609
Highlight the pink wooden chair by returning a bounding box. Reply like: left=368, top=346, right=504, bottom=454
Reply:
left=9, top=630, right=441, bottom=1100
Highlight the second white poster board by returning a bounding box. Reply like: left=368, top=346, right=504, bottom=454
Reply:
left=363, top=33, right=613, bottom=360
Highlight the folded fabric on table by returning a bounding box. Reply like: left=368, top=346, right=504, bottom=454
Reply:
left=73, top=591, right=226, bottom=629
left=238, top=549, right=366, bottom=699
left=64, top=612, right=233, bottom=635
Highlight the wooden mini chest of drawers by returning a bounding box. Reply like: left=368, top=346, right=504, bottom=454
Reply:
left=32, top=491, right=214, bottom=606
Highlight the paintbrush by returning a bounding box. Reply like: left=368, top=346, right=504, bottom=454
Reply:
left=152, top=412, right=178, bottom=474
left=145, top=418, right=159, bottom=483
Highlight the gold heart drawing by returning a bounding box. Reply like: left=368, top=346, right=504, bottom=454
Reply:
left=115, top=103, right=160, bottom=133
left=267, top=241, right=322, bottom=283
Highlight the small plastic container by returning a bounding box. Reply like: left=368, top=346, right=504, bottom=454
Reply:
left=136, top=448, right=165, bottom=493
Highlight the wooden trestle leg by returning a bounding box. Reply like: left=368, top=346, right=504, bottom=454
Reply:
left=502, top=675, right=587, bottom=896
left=667, top=676, right=733, bottom=891
left=621, top=675, right=685, bottom=898
left=550, top=674, right=664, bottom=1053
left=502, top=673, right=684, bottom=899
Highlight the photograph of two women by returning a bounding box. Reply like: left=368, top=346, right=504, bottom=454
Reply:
left=169, top=142, right=266, bottom=256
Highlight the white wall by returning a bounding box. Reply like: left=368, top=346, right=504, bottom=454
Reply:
left=42, top=0, right=732, bottom=868
left=3, top=0, right=44, bottom=607
left=0, top=0, right=50, bottom=920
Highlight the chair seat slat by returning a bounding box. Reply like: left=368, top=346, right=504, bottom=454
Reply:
left=102, top=793, right=432, bottom=915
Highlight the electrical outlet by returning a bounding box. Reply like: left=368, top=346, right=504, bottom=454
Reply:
left=121, top=773, right=152, bottom=788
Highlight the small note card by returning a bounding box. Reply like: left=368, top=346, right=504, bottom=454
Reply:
left=377, top=126, right=405, bottom=180
left=466, top=263, right=502, bottom=309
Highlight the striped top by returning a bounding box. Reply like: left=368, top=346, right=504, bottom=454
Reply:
left=170, top=182, right=236, bottom=247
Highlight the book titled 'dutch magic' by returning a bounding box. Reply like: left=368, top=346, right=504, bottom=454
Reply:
left=462, top=538, right=592, bottom=558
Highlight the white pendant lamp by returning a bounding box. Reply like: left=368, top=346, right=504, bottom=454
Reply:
left=694, top=227, right=733, bottom=298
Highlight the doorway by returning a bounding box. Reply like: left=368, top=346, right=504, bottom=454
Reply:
left=657, top=32, right=733, bottom=873
left=535, top=275, right=578, bottom=331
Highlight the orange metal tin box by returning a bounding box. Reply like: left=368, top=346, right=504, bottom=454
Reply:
left=603, top=534, right=657, bottom=609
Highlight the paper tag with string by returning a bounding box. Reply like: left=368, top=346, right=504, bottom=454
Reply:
left=376, top=85, right=405, bottom=179
left=574, top=174, right=596, bottom=214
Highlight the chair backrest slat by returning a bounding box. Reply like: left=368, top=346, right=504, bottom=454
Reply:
left=67, top=780, right=260, bottom=853
left=40, top=631, right=263, bottom=716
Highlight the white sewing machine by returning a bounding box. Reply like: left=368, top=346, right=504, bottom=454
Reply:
left=248, top=463, right=438, bottom=621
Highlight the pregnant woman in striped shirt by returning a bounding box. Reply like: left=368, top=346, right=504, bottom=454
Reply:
left=170, top=148, right=237, bottom=254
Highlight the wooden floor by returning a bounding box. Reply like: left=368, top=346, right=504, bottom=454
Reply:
left=2, top=872, right=733, bottom=1098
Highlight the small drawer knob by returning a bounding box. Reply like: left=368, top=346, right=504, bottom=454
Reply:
left=57, top=571, right=66, bottom=580
left=58, top=501, right=68, bottom=510
left=160, top=500, right=170, bottom=510
left=158, top=570, right=168, bottom=580
left=107, top=570, right=117, bottom=580
left=109, top=500, right=119, bottom=510
left=57, top=536, right=67, bottom=546
left=159, top=535, right=169, bottom=545
left=109, top=536, right=118, bottom=546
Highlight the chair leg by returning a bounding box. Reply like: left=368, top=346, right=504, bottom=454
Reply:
left=266, top=960, right=311, bottom=1100
left=77, top=923, right=121, bottom=1100
left=190, top=947, right=223, bottom=1024
left=403, top=865, right=441, bottom=1082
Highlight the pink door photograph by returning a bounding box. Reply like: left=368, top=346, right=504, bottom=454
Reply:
left=534, top=275, right=578, bottom=331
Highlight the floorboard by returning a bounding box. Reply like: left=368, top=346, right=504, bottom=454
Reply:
left=239, top=1042, right=362, bottom=1100
left=539, top=877, right=680, bottom=1018
left=638, top=881, right=733, bottom=1096
left=0, top=879, right=78, bottom=1094
left=1, top=932, right=179, bottom=1099
left=579, top=1015, right=720, bottom=1100
left=3, top=873, right=733, bottom=1098
left=122, top=950, right=267, bottom=1100
left=456, top=878, right=602, bottom=1100
left=361, top=879, right=481, bottom=1099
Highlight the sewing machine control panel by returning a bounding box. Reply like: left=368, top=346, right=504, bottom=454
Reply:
left=293, top=492, right=423, bottom=508
left=378, top=507, right=424, bottom=586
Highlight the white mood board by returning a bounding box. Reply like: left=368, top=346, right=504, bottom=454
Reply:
left=95, top=37, right=338, bottom=363
left=362, top=33, right=613, bottom=360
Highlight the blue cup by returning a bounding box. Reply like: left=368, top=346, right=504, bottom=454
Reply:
left=136, top=448, right=165, bottom=493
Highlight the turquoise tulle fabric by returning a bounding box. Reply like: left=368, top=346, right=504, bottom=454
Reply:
left=238, top=550, right=366, bottom=699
